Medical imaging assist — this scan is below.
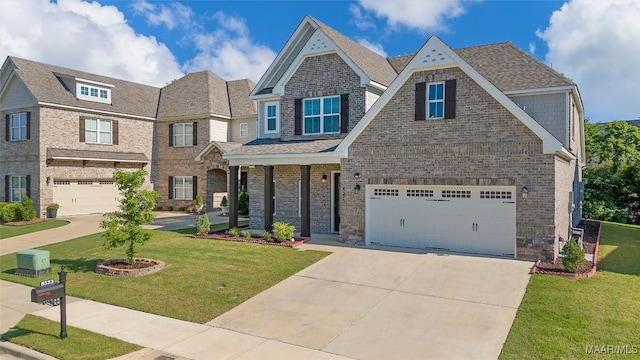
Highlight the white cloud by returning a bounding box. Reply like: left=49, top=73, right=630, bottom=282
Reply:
left=349, top=4, right=375, bottom=30
left=537, top=0, right=640, bottom=121
left=528, top=41, right=536, bottom=55
left=0, top=0, right=183, bottom=87
left=356, top=0, right=471, bottom=31
left=357, top=39, right=387, bottom=57
left=181, top=12, right=276, bottom=82
left=132, top=0, right=193, bottom=30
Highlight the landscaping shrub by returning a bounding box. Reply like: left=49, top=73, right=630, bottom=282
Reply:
left=272, top=222, right=295, bottom=242
left=21, top=196, right=37, bottom=221
left=238, top=190, right=249, bottom=215
left=561, top=238, right=586, bottom=273
left=261, top=230, right=271, bottom=240
left=195, top=214, right=210, bottom=235
left=229, top=227, right=240, bottom=237
left=241, top=230, right=253, bottom=238
left=167, top=206, right=174, bottom=211
left=0, top=203, right=25, bottom=223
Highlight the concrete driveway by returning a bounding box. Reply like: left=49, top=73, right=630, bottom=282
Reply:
left=208, top=244, right=533, bottom=360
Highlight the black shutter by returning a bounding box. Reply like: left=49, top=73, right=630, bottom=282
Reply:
left=340, top=94, right=349, bottom=133
left=79, top=116, right=85, bottom=142
left=168, top=176, right=174, bottom=199
left=26, top=175, right=31, bottom=198
left=294, top=98, right=302, bottom=135
left=444, top=79, right=456, bottom=119
left=192, top=122, right=197, bottom=146
left=5, top=114, right=9, bottom=141
left=415, top=82, right=426, bottom=121
left=169, top=124, right=174, bottom=146
left=112, top=120, right=119, bottom=145
left=4, top=175, right=9, bottom=201
left=192, top=176, right=198, bottom=200
left=26, top=112, right=31, bottom=140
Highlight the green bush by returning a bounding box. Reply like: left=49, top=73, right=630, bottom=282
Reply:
left=195, top=214, right=210, bottom=235
left=167, top=206, right=174, bottom=211
left=238, top=190, right=249, bottom=215
left=241, top=230, right=253, bottom=238
left=561, top=238, right=586, bottom=273
left=229, top=227, right=240, bottom=237
left=272, top=222, right=295, bottom=243
left=154, top=205, right=164, bottom=211
left=261, top=230, right=271, bottom=240
left=0, top=203, right=25, bottom=223
left=21, top=196, right=37, bottom=221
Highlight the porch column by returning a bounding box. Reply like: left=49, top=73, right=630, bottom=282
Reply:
left=264, top=165, right=274, bottom=231
left=228, top=165, right=239, bottom=229
left=300, top=165, right=311, bottom=237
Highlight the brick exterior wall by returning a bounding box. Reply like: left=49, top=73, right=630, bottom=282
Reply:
left=248, top=164, right=340, bottom=233
left=342, top=67, right=563, bottom=261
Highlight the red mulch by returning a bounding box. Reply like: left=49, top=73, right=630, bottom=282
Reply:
left=105, top=259, right=158, bottom=270
left=533, top=219, right=601, bottom=277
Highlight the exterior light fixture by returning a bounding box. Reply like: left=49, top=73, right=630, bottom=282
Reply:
left=521, top=185, right=528, bottom=198
left=321, top=174, right=327, bottom=183
left=354, top=173, right=361, bottom=179
left=46, top=176, right=52, bottom=185
left=354, top=184, right=361, bottom=192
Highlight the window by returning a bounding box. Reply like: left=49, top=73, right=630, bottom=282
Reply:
left=9, top=113, right=27, bottom=141
left=265, top=102, right=279, bottom=133
left=173, top=176, right=193, bottom=200
left=428, top=82, right=445, bottom=119
left=90, top=88, right=98, bottom=97
left=9, top=175, right=27, bottom=203
left=80, top=86, right=89, bottom=96
left=172, top=123, right=194, bottom=147
left=85, top=118, right=112, bottom=144
left=77, top=83, right=111, bottom=103
left=304, top=96, right=340, bottom=134
left=240, top=123, right=248, bottom=138
left=99, top=89, right=108, bottom=99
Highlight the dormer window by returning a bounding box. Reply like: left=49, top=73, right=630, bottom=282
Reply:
left=75, top=79, right=113, bottom=104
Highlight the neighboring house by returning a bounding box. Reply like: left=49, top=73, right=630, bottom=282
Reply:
left=0, top=57, right=256, bottom=217
left=224, top=16, right=585, bottom=261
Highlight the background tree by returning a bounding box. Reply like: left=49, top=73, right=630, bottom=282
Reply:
left=100, top=169, right=159, bottom=264
left=583, top=119, right=640, bottom=224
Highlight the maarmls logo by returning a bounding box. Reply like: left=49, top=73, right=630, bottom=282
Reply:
left=585, top=345, right=638, bottom=355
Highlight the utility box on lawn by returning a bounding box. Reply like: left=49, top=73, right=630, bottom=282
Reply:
left=15, top=249, right=51, bottom=277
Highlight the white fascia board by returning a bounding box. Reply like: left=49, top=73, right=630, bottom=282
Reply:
left=38, top=102, right=156, bottom=121
left=54, top=73, right=115, bottom=88
left=367, top=81, right=387, bottom=92
left=224, top=151, right=344, bottom=166
left=556, top=147, right=576, bottom=162
left=272, top=29, right=372, bottom=95
left=250, top=93, right=280, bottom=101
left=503, top=85, right=575, bottom=96
left=570, top=87, right=586, bottom=167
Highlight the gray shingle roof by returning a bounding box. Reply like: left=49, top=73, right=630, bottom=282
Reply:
left=227, top=79, right=257, bottom=117
left=47, top=148, right=149, bottom=162
left=157, top=71, right=231, bottom=118
left=226, top=138, right=342, bottom=156
left=8, top=57, right=160, bottom=118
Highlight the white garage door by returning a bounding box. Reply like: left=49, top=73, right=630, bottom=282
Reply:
left=366, top=185, right=516, bottom=256
left=53, top=180, right=121, bottom=216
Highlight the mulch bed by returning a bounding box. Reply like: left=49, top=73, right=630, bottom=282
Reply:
left=95, top=258, right=166, bottom=277
left=532, top=219, right=602, bottom=279
left=192, top=226, right=311, bottom=248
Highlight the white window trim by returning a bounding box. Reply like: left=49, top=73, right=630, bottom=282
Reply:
left=173, top=176, right=193, bottom=200
left=427, top=82, right=445, bottom=120
left=85, top=118, right=113, bottom=145
left=173, top=123, right=194, bottom=147
left=303, top=95, right=341, bottom=135
left=9, top=113, right=27, bottom=141
left=9, top=175, right=27, bottom=203
left=264, top=101, right=279, bottom=134
left=77, top=82, right=111, bottom=104
left=240, top=122, right=248, bottom=138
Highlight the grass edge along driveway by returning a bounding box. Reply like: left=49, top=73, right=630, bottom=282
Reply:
left=0, top=220, right=68, bottom=239
left=0, top=227, right=330, bottom=323
left=500, top=222, right=640, bottom=359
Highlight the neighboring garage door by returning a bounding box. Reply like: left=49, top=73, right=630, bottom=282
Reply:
left=366, top=185, right=516, bottom=256
left=53, top=179, right=120, bottom=216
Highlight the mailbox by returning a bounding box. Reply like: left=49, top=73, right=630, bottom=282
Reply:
left=31, top=283, right=65, bottom=304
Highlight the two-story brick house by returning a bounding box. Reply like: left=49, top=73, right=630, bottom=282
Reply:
left=224, top=16, right=585, bottom=261
left=0, top=57, right=256, bottom=216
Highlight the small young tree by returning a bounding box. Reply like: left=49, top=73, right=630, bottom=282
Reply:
left=561, top=238, right=586, bottom=273
left=100, top=169, right=159, bottom=264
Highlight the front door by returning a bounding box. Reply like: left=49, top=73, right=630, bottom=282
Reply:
left=332, top=172, right=341, bottom=233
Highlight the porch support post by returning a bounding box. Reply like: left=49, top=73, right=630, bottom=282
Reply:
left=264, top=165, right=274, bottom=231
left=300, top=165, right=311, bottom=237
left=228, top=165, right=239, bottom=229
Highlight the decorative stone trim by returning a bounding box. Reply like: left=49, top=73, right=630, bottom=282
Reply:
left=95, top=258, right=165, bottom=277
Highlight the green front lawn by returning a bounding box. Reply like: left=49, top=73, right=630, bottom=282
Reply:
left=0, top=220, right=68, bottom=239
left=3, top=314, right=140, bottom=360
left=0, top=225, right=329, bottom=323
left=500, top=222, right=640, bottom=359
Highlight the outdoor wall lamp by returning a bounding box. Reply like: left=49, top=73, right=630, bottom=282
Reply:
left=354, top=184, right=361, bottom=192
left=321, top=174, right=327, bottom=183
left=354, top=173, right=361, bottom=179
left=521, top=185, right=529, bottom=198
left=46, top=176, right=52, bottom=185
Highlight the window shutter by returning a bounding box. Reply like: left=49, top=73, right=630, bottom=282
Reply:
left=168, top=176, right=174, bottom=199
left=415, top=82, right=426, bottom=121
left=79, top=116, right=85, bottom=142
left=192, top=122, right=197, bottom=146
left=444, top=79, right=456, bottom=119
left=192, top=176, right=198, bottom=200
left=26, top=112, right=31, bottom=140
left=4, top=175, right=9, bottom=202
left=340, top=94, right=349, bottom=133
left=5, top=114, right=9, bottom=141
left=169, top=124, right=174, bottom=146
left=112, top=120, right=119, bottom=145
left=26, top=175, right=31, bottom=198
left=294, top=98, right=302, bottom=135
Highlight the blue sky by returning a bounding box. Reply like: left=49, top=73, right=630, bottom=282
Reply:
left=1, top=0, right=639, bottom=122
